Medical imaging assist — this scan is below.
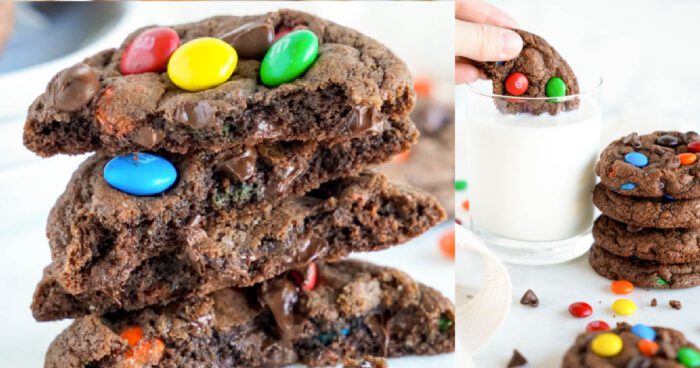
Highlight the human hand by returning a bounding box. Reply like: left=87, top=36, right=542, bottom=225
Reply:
left=455, top=0, right=523, bottom=84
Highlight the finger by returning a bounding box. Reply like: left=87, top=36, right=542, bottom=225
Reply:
left=455, top=20, right=522, bottom=61
left=455, top=0, right=518, bottom=28
left=455, top=62, right=485, bottom=84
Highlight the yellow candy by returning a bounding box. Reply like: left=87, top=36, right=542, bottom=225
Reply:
left=590, top=333, right=623, bottom=357
left=167, top=37, right=237, bottom=92
left=612, top=298, right=636, bottom=316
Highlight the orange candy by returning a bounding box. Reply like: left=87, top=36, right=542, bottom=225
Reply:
left=439, top=228, right=455, bottom=260
left=126, top=338, right=166, bottom=364
left=414, top=76, right=433, bottom=98
left=120, top=326, right=144, bottom=347
left=391, top=150, right=411, bottom=164
left=638, top=339, right=659, bottom=356
left=462, top=199, right=470, bottom=211
left=610, top=280, right=634, bottom=295
left=678, top=153, right=698, bottom=165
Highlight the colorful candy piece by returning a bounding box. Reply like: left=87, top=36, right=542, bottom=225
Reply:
left=120, top=326, right=144, bottom=346
left=505, top=72, right=529, bottom=96
left=120, top=27, right=180, bottom=75
left=455, top=180, right=468, bottom=191
left=438, top=315, right=453, bottom=333
left=340, top=327, right=351, bottom=336
left=590, top=333, right=623, bottom=357
left=656, top=277, right=668, bottom=286
left=663, top=195, right=676, bottom=203
left=611, top=280, right=634, bottom=295
left=586, top=320, right=610, bottom=332
left=656, top=134, right=679, bottom=147
left=620, top=183, right=637, bottom=191
left=689, top=141, right=700, bottom=153
left=414, top=76, right=433, bottom=98
left=103, top=153, right=177, bottom=196
left=678, top=347, right=700, bottom=367
left=568, top=302, right=593, bottom=318
left=462, top=199, right=470, bottom=211
left=167, top=37, right=238, bottom=91
left=624, top=152, right=649, bottom=168
left=439, top=228, right=455, bottom=260
left=291, top=262, right=318, bottom=291
left=545, top=77, right=567, bottom=98
left=678, top=153, right=698, bottom=165
left=612, top=299, right=636, bottom=316
left=637, top=339, right=659, bottom=357
left=631, top=324, right=656, bottom=341
left=390, top=150, right=411, bottom=164
left=126, top=338, right=165, bottom=364
left=260, top=29, right=319, bottom=87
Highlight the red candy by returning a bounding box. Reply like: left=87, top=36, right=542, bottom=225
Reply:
left=505, top=72, right=529, bottom=96
left=273, top=25, right=307, bottom=42
left=568, top=302, right=593, bottom=318
left=586, top=320, right=610, bottom=332
left=120, top=27, right=180, bottom=75
left=292, top=262, right=318, bottom=291
left=689, top=141, right=700, bottom=153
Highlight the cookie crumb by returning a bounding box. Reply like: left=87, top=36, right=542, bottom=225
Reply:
left=670, top=300, right=682, bottom=310
left=519, top=289, right=539, bottom=307
left=650, top=298, right=657, bottom=307
left=507, top=349, right=527, bottom=368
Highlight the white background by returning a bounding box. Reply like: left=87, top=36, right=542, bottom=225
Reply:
left=0, top=2, right=454, bottom=367
left=456, top=0, right=699, bottom=367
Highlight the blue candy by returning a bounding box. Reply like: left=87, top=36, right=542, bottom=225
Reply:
left=624, top=152, right=649, bottom=168
left=631, top=324, right=656, bottom=341
left=662, top=195, right=676, bottom=203
left=103, top=153, right=177, bottom=196
left=340, top=327, right=350, bottom=336
left=620, top=183, right=637, bottom=191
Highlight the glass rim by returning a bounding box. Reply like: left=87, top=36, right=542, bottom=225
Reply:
left=464, top=75, right=603, bottom=102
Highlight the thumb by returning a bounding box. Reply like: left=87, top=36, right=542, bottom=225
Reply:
left=455, top=20, right=522, bottom=62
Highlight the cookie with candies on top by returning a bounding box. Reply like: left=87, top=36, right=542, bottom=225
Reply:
left=596, top=131, right=700, bottom=199
left=562, top=322, right=700, bottom=367
left=468, top=29, right=580, bottom=116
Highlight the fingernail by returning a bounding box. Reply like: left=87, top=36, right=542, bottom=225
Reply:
left=500, top=30, right=523, bottom=58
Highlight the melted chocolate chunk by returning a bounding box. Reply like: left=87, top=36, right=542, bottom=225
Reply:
left=292, top=237, right=327, bottom=266
left=175, top=101, right=215, bottom=129
left=506, top=349, right=527, bottom=368
left=133, top=126, right=165, bottom=149
left=259, top=278, right=299, bottom=341
left=217, top=146, right=258, bottom=182
left=519, top=289, right=539, bottom=307
left=346, top=106, right=383, bottom=136
left=656, top=134, right=679, bottom=147
left=47, top=63, right=100, bottom=112
left=220, top=21, right=274, bottom=60
left=623, top=133, right=642, bottom=149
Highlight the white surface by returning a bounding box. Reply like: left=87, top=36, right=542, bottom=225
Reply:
left=456, top=0, right=700, bottom=366
left=0, top=2, right=454, bottom=367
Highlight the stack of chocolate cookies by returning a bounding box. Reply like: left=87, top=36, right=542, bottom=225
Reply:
left=590, top=131, right=700, bottom=289
left=23, top=10, right=454, bottom=367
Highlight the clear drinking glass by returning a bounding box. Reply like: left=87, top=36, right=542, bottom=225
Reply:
left=464, top=72, right=603, bottom=265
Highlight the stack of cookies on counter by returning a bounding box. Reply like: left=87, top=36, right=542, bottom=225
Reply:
left=590, top=131, right=700, bottom=289
left=23, top=10, right=454, bottom=367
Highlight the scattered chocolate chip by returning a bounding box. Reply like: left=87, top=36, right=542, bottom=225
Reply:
left=47, top=63, right=100, bottom=112
left=219, top=21, right=274, bottom=60
left=217, top=146, right=258, bottom=182
left=623, top=132, right=642, bottom=148
left=175, top=101, right=215, bottom=129
left=656, top=134, right=679, bottom=147
left=345, top=106, right=383, bottom=136
left=626, top=355, right=652, bottom=368
left=506, top=349, right=527, bottom=368
left=650, top=298, right=657, bottom=307
left=519, top=289, right=539, bottom=307
left=670, top=300, right=682, bottom=310
left=133, top=126, right=165, bottom=149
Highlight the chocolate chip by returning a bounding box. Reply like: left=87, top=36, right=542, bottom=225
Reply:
left=658, top=341, right=677, bottom=359
left=656, top=134, right=679, bottom=147
left=175, top=101, right=215, bottom=129
left=519, top=289, right=539, bottom=307
left=506, top=349, right=527, bottom=368
left=345, top=106, right=383, bottom=136
left=47, top=63, right=100, bottom=112
left=650, top=298, right=657, bottom=307
left=670, top=300, right=682, bottom=310
left=626, top=355, right=652, bottom=368
left=133, top=126, right=165, bottom=149
left=259, top=278, right=299, bottom=342
left=220, top=21, right=274, bottom=60
left=291, top=237, right=327, bottom=266
left=217, top=146, right=258, bottom=182
left=626, top=224, right=643, bottom=233
left=623, top=133, right=642, bottom=148
left=685, top=131, right=699, bottom=143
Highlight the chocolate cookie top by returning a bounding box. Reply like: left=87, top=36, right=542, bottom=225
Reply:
left=562, top=322, right=699, bottom=367
left=589, top=244, right=700, bottom=289
left=597, top=131, right=700, bottom=199
left=593, top=216, right=700, bottom=264
left=44, top=260, right=455, bottom=368
left=24, top=9, right=415, bottom=157
left=593, top=184, right=700, bottom=229
left=469, top=29, right=579, bottom=115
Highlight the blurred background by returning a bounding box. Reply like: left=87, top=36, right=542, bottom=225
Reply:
left=0, top=2, right=454, bottom=367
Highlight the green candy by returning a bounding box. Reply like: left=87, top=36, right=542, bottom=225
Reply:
left=678, top=347, right=700, bottom=367
left=260, top=29, right=319, bottom=87
left=438, top=316, right=453, bottom=333
left=545, top=77, right=567, bottom=98
left=656, top=277, right=668, bottom=286
left=455, top=180, right=468, bottom=191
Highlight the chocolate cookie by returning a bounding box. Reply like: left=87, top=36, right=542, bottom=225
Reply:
left=33, top=171, right=446, bottom=321
left=592, top=184, right=700, bottom=229
left=589, top=244, right=700, bottom=289
left=468, top=29, right=579, bottom=115
left=562, top=322, right=698, bottom=367
left=593, top=216, right=700, bottom=264
left=378, top=98, right=455, bottom=216
left=44, top=260, right=455, bottom=368
left=24, top=9, right=415, bottom=157
left=596, top=131, right=700, bottom=198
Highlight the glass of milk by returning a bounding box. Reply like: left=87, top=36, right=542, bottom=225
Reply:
left=464, top=72, right=602, bottom=265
